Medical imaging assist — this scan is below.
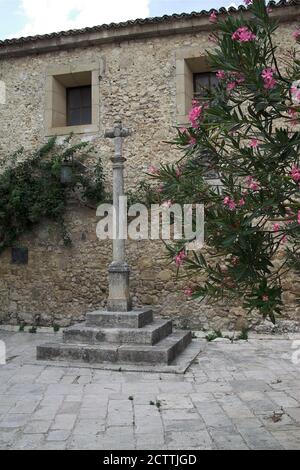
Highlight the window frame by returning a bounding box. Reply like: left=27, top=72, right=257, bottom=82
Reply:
left=175, top=48, right=212, bottom=124
left=44, top=62, right=101, bottom=136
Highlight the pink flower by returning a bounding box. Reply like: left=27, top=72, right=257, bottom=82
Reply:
left=148, top=165, right=159, bottom=175
left=238, top=198, right=246, bottom=207
left=288, top=108, right=299, bottom=126
left=184, top=287, right=193, bottom=298
left=290, top=166, right=300, bottom=182
left=250, top=182, right=260, bottom=191
left=291, top=85, right=298, bottom=95
left=175, top=250, right=186, bottom=267
left=232, top=26, right=256, bottom=42
left=262, top=295, right=269, bottom=302
left=162, top=200, right=173, bottom=208
left=223, top=196, right=236, bottom=211
left=249, top=138, right=259, bottom=148
left=227, top=81, right=237, bottom=92
left=244, top=0, right=252, bottom=5
left=179, top=127, right=188, bottom=135
left=209, top=11, right=218, bottom=23
left=189, top=137, right=196, bottom=146
left=292, top=30, right=300, bottom=41
left=267, top=7, right=272, bottom=13
left=298, top=210, right=300, bottom=225
left=273, top=223, right=280, bottom=232
left=246, top=176, right=260, bottom=191
left=291, top=85, right=300, bottom=103
left=216, top=70, right=226, bottom=80
left=235, top=73, right=245, bottom=84
left=261, top=68, right=277, bottom=90
left=261, top=68, right=274, bottom=80
left=188, top=105, right=203, bottom=128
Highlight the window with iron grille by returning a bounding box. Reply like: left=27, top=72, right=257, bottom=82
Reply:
left=193, top=72, right=218, bottom=101
left=67, top=85, right=92, bottom=126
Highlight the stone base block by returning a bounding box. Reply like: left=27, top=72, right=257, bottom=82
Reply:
left=37, top=331, right=192, bottom=366
left=37, top=343, right=119, bottom=364
left=86, top=309, right=153, bottom=329
left=63, top=319, right=172, bottom=345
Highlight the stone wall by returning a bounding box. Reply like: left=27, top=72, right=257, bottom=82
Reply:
left=0, top=18, right=299, bottom=331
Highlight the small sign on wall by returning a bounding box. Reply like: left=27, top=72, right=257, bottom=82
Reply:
left=0, top=81, right=6, bottom=104
left=11, top=247, right=28, bottom=265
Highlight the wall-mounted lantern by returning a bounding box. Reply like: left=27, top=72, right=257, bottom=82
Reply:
left=60, top=157, right=74, bottom=185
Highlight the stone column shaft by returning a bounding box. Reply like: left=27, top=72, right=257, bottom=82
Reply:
left=105, top=120, right=132, bottom=312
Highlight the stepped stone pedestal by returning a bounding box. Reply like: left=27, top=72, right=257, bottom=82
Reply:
left=36, top=120, right=199, bottom=372
left=37, top=309, right=193, bottom=367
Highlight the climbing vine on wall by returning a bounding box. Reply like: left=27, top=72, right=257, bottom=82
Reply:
left=0, top=135, right=106, bottom=254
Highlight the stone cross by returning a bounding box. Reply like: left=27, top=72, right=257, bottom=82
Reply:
left=105, top=120, right=132, bottom=312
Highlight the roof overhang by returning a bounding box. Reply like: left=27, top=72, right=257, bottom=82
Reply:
left=0, top=1, right=299, bottom=59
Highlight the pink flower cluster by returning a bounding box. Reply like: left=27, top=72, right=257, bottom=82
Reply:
left=216, top=70, right=245, bottom=92
left=244, top=0, right=252, bottom=5
left=261, top=68, right=277, bottom=90
left=249, top=138, right=260, bottom=148
left=291, top=166, right=300, bottom=182
left=188, top=104, right=203, bottom=128
left=227, top=82, right=237, bottom=92
left=216, top=70, right=226, bottom=80
left=148, top=165, right=160, bottom=175
left=246, top=176, right=260, bottom=191
left=291, top=84, right=300, bottom=104
left=175, top=250, right=186, bottom=267
left=223, top=196, right=245, bottom=211
left=292, top=30, right=300, bottom=41
left=232, top=26, right=256, bottom=42
left=288, top=108, right=299, bottom=126
left=234, top=73, right=246, bottom=84
left=184, top=287, right=193, bottom=298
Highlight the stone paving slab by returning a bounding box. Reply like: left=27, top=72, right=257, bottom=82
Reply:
left=0, top=331, right=300, bottom=450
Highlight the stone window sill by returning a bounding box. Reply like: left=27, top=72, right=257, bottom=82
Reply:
left=45, top=124, right=99, bottom=137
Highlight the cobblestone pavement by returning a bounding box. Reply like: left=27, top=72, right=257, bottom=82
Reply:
left=0, top=331, right=300, bottom=450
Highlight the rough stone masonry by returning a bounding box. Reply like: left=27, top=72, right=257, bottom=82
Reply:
left=0, top=2, right=299, bottom=332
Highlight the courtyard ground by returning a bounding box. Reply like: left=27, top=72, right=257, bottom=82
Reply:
left=0, top=330, right=300, bottom=450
